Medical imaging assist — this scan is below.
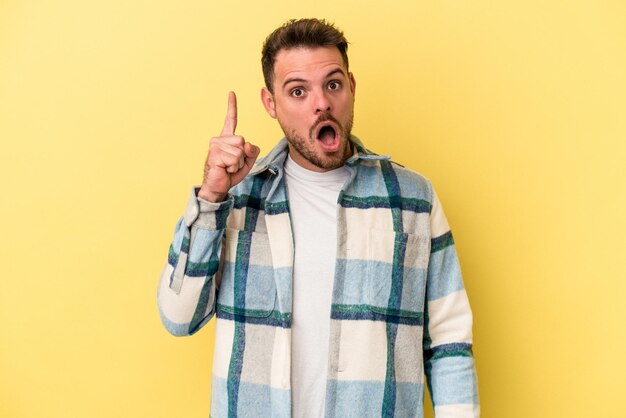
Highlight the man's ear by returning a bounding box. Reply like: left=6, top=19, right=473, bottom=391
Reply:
left=261, top=87, right=277, bottom=118
left=349, top=72, right=356, bottom=96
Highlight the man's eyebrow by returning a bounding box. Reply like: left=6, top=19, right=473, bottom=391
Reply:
left=282, top=77, right=308, bottom=88
left=325, top=68, right=346, bottom=79
left=282, top=67, right=347, bottom=89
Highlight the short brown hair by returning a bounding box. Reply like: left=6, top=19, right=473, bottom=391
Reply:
left=261, top=18, right=349, bottom=93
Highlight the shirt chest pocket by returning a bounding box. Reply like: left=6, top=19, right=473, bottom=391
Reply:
left=367, top=229, right=430, bottom=320
left=216, top=228, right=277, bottom=317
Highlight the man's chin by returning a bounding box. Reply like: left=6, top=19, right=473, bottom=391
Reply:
left=312, top=139, right=352, bottom=170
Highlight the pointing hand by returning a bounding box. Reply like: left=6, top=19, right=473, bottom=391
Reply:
left=198, top=92, right=260, bottom=202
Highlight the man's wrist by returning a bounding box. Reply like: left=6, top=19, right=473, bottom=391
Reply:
left=198, top=185, right=227, bottom=203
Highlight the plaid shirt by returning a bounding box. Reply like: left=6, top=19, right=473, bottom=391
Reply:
left=158, top=137, right=479, bottom=418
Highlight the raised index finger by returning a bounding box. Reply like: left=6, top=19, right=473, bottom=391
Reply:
left=221, top=91, right=237, bottom=136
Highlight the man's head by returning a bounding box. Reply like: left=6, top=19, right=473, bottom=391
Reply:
left=262, top=18, right=349, bottom=94
left=260, top=19, right=356, bottom=172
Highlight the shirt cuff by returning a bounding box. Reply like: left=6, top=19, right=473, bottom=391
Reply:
left=182, top=186, right=234, bottom=230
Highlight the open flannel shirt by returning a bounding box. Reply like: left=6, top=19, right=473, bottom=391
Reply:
left=158, top=137, right=479, bottom=418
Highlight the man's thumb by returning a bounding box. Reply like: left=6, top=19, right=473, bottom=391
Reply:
left=245, top=143, right=260, bottom=157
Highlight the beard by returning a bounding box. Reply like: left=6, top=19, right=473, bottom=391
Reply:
left=280, top=112, right=354, bottom=171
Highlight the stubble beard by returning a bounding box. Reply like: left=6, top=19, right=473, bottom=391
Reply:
left=281, top=112, right=354, bottom=171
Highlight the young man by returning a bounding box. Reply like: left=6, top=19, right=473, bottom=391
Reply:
left=158, top=18, right=479, bottom=418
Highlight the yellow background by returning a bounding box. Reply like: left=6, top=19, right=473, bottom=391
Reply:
left=1, top=1, right=625, bottom=417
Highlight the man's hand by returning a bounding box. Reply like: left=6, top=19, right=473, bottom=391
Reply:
left=198, top=92, right=260, bottom=202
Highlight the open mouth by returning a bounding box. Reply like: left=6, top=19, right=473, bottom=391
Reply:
left=314, top=121, right=341, bottom=151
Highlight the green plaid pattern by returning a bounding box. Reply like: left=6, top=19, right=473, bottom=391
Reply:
left=158, top=137, right=479, bottom=417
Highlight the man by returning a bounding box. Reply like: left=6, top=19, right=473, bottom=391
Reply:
left=158, top=18, right=479, bottom=418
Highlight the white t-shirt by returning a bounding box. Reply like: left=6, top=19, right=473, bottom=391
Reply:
left=284, top=155, right=350, bottom=418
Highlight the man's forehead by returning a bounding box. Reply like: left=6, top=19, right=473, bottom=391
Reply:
left=273, top=46, right=347, bottom=80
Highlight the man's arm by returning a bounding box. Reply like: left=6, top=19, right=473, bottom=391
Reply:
left=423, top=188, right=480, bottom=417
left=157, top=190, right=233, bottom=336
left=157, top=92, right=259, bottom=336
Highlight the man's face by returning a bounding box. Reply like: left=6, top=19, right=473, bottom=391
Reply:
left=261, top=46, right=356, bottom=172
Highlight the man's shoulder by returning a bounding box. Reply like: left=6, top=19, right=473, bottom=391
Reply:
left=353, top=156, right=434, bottom=204
left=387, top=159, right=432, bottom=187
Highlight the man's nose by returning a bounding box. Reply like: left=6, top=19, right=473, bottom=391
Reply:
left=314, top=90, right=331, bottom=113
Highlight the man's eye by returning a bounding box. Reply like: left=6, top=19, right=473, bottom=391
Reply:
left=328, top=81, right=341, bottom=90
left=290, top=88, right=305, bottom=97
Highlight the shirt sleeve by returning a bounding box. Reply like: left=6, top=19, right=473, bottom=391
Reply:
left=157, top=187, right=234, bottom=336
left=423, top=187, right=480, bottom=417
